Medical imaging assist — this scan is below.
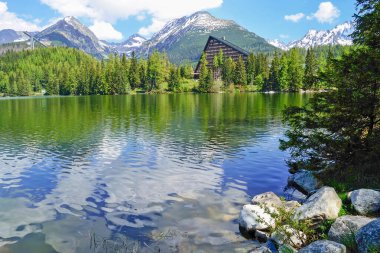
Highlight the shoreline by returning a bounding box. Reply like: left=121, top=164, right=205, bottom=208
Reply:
left=0, top=89, right=324, bottom=99
left=239, top=170, right=380, bottom=253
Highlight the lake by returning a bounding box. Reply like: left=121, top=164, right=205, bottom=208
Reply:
left=0, top=93, right=308, bottom=253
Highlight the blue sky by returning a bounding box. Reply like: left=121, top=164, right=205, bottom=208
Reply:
left=0, top=0, right=356, bottom=42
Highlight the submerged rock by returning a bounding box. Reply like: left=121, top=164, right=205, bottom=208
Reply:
left=252, top=192, right=283, bottom=209
left=298, top=240, right=346, bottom=253
left=239, top=204, right=276, bottom=231
left=355, top=218, right=380, bottom=253
left=349, top=189, right=380, bottom=215
left=294, top=187, right=342, bottom=225
left=288, top=170, right=322, bottom=195
left=328, top=215, right=375, bottom=244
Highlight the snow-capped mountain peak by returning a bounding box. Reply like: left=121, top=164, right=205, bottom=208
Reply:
left=267, top=39, right=289, bottom=51
left=103, top=34, right=147, bottom=56
left=122, top=34, right=146, bottom=48
left=36, top=16, right=108, bottom=57
left=148, top=11, right=235, bottom=47
left=269, top=21, right=355, bottom=50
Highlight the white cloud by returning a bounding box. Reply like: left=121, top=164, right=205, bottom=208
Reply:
left=138, top=18, right=167, bottom=37
left=280, top=34, right=289, bottom=39
left=284, top=13, right=305, bottom=23
left=0, top=1, right=41, bottom=31
left=307, top=2, right=340, bottom=23
left=89, top=21, right=123, bottom=41
left=40, top=0, right=223, bottom=37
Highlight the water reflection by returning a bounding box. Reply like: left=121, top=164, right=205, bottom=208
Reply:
left=0, top=93, right=307, bottom=252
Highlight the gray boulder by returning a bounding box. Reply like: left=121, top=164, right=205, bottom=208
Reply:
left=284, top=201, right=301, bottom=213
left=328, top=215, right=375, bottom=244
left=255, top=230, right=270, bottom=241
left=355, top=218, right=380, bottom=253
left=288, top=170, right=322, bottom=195
left=298, top=240, right=346, bottom=253
left=349, top=189, right=380, bottom=215
left=294, top=187, right=342, bottom=225
left=252, top=192, right=283, bottom=209
left=284, top=187, right=308, bottom=203
left=239, top=204, right=276, bottom=231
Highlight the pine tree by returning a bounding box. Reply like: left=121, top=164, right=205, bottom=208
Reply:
left=168, top=66, right=181, bottom=91
left=222, top=57, right=235, bottom=86
left=0, top=71, right=9, bottom=93
left=147, top=51, right=163, bottom=90
left=303, top=47, right=319, bottom=90
left=268, top=51, right=281, bottom=91
left=247, top=53, right=256, bottom=85
left=279, top=54, right=290, bottom=91
left=234, top=56, right=247, bottom=86
left=199, top=53, right=210, bottom=92
left=288, top=48, right=304, bottom=92
left=281, top=0, right=380, bottom=178
left=138, top=60, right=147, bottom=90
left=129, top=51, right=140, bottom=90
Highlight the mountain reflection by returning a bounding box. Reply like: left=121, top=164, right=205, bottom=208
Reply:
left=0, top=93, right=307, bottom=252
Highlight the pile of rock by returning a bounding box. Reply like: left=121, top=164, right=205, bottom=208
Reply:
left=239, top=170, right=380, bottom=253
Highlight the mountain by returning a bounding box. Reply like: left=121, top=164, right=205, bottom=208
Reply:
left=104, top=34, right=147, bottom=56
left=267, top=39, right=289, bottom=51
left=0, top=29, right=29, bottom=45
left=1, top=13, right=276, bottom=62
left=36, top=16, right=109, bottom=58
left=269, top=21, right=354, bottom=50
left=137, top=11, right=277, bottom=63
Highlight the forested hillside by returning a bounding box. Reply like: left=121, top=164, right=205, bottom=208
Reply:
left=0, top=48, right=194, bottom=96
left=0, top=44, right=350, bottom=96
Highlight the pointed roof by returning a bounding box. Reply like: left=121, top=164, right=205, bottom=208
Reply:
left=194, top=36, right=249, bottom=75
left=207, top=36, right=249, bottom=56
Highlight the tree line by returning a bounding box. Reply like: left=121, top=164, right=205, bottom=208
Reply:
left=280, top=0, right=380, bottom=188
left=0, top=48, right=193, bottom=96
left=0, top=43, right=348, bottom=96
left=198, top=45, right=349, bottom=92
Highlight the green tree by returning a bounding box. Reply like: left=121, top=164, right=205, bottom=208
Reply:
left=129, top=51, right=140, bottom=89
left=168, top=66, right=181, bottom=91
left=247, top=53, right=256, bottom=85
left=0, top=71, right=9, bottom=93
left=198, top=53, right=211, bottom=92
left=303, top=47, right=319, bottom=90
left=279, top=54, right=290, bottom=91
left=222, top=57, right=235, bottom=86
left=280, top=0, right=380, bottom=181
left=287, top=48, right=304, bottom=92
left=147, top=51, right=164, bottom=90
left=268, top=51, right=281, bottom=91
left=180, top=64, right=193, bottom=79
left=234, top=56, right=247, bottom=86
left=253, top=74, right=265, bottom=91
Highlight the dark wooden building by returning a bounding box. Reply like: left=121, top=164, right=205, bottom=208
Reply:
left=194, top=36, right=249, bottom=78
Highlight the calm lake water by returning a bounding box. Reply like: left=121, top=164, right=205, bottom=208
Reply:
left=0, top=93, right=307, bottom=253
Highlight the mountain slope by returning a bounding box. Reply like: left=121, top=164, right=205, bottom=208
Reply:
left=104, top=34, right=146, bottom=56
left=36, top=16, right=109, bottom=58
left=0, top=29, right=29, bottom=45
left=138, top=11, right=277, bottom=64
left=269, top=21, right=354, bottom=50
left=267, top=39, right=289, bottom=51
